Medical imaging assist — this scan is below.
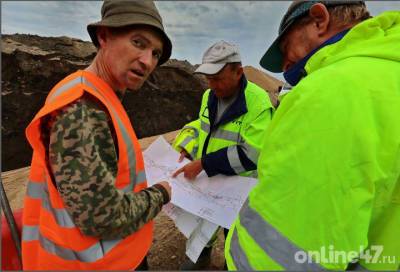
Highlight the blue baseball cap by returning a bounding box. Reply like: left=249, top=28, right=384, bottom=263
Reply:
left=259, top=0, right=365, bottom=73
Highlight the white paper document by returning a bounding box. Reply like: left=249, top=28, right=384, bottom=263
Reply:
left=185, top=218, right=219, bottom=262
left=143, top=136, right=257, bottom=229
left=162, top=203, right=218, bottom=262
left=162, top=203, right=202, bottom=238
left=143, top=136, right=257, bottom=262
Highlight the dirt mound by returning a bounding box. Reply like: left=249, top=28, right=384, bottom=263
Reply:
left=2, top=34, right=282, bottom=172
left=1, top=34, right=207, bottom=171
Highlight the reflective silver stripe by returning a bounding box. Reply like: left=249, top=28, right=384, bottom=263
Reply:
left=201, top=120, right=210, bottom=133
left=242, top=142, right=259, bottom=164
left=22, top=225, right=39, bottom=242
left=191, top=146, right=198, bottom=159
left=22, top=201, right=122, bottom=262
left=180, top=136, right=194, bottom=150
left=180, top=134, right=199, bottom=159
left=201, top=120, right=240, bottom=142
left=48, top=76, right=82, bottom=102
left=100, top=238, right=123, bottom=255
left=26, top=181, right=45, bottom=199
left=135, top=170, right=146, bottom=185
left=27, top=180, right=76, bottom=228
left=182, top=125, right=199, bottom=138
left=116, top=116, right=138, bottom=188
left=22, top=225, right=121, bottom=262
left=121, top=170, right=147, bottom=193
left=239, top=199, right=325, bottom=270
left=42, top=193, right=75, bottom=228
left=230, top=228, right=252, bottom=270
left=227, top=146, right=246, bottom=174
left=121, top=126, right=137, bottom=185
left=213, top=129, right=240, bottom=142
left=40, top=232, right=102, bottom=261
left=82, top=77, right=138, bottom=190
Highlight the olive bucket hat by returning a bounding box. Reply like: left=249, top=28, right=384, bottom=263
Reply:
left=259, top=0, right=365, bottom=73
left=87, top=0, right=172, bottom=65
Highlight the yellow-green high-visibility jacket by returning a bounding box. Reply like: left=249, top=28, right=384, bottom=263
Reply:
left=173, top=75, right=273, bottom=177
left=173, top=119, right=201, bottom=160
left=226, top=11, right=400, bottom=270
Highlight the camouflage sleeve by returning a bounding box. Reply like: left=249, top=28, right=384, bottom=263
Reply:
left=48, top=96, right=168, bottom=240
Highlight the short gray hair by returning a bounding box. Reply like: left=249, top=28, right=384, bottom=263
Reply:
left=294, top=2, right=370, bottom=29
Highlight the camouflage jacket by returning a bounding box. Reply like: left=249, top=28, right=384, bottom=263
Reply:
left=41, top=93, right=169, bottom=240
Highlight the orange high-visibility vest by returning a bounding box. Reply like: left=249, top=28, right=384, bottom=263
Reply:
left=22, top=70, right=153, bottom=270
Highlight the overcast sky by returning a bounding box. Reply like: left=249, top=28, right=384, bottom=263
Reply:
left=2, top=1, right=400, bottom=77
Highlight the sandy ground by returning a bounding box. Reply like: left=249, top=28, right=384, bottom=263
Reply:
left=1, top=131, right=225, bottom=270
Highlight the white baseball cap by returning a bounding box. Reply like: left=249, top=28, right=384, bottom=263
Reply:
left=195, top=40, right=242, bottom=75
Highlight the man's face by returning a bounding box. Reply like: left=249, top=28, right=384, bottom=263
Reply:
left=279, top=20, right=320, bottom=72
left=206, top=65, right=242, bottom=98
left=100, top=26, right=163, bottom=91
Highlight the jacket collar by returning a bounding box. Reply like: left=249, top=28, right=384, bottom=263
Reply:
left=207, top=74, right=248, bottom=128
left=283, top=28, right=350, bottom=86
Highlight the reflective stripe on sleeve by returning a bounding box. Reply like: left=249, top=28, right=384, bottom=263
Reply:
left=238, top=199, right=325, bottom=271
left=227, top=146, right=247, bottom=174
left=230, top=228, right=253, bottom=270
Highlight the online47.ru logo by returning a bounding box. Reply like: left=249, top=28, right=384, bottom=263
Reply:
left=294, top=245, right=397, bottom=265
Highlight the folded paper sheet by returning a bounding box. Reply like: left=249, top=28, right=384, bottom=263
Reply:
left=143, top=136, right=257, bottom=262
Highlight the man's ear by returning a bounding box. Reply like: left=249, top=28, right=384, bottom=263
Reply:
left=96, top=26, right=109, bottom=49
left=237, top=66, right=244, bottom=77
left=309, top=3, right=330, bottom=36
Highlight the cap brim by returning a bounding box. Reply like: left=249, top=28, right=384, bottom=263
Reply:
left=259, top=38, right=284, bottom=73
left=260, top=16, right=297, bottom=73
left=194, top=63, right=226, bottom=75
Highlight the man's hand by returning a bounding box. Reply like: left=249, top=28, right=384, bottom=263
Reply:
left=178, top=149, right=192, bottom=162
left=172, top=159, right=203, bottom=180
left=156, top=181, right=171, bottom=199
